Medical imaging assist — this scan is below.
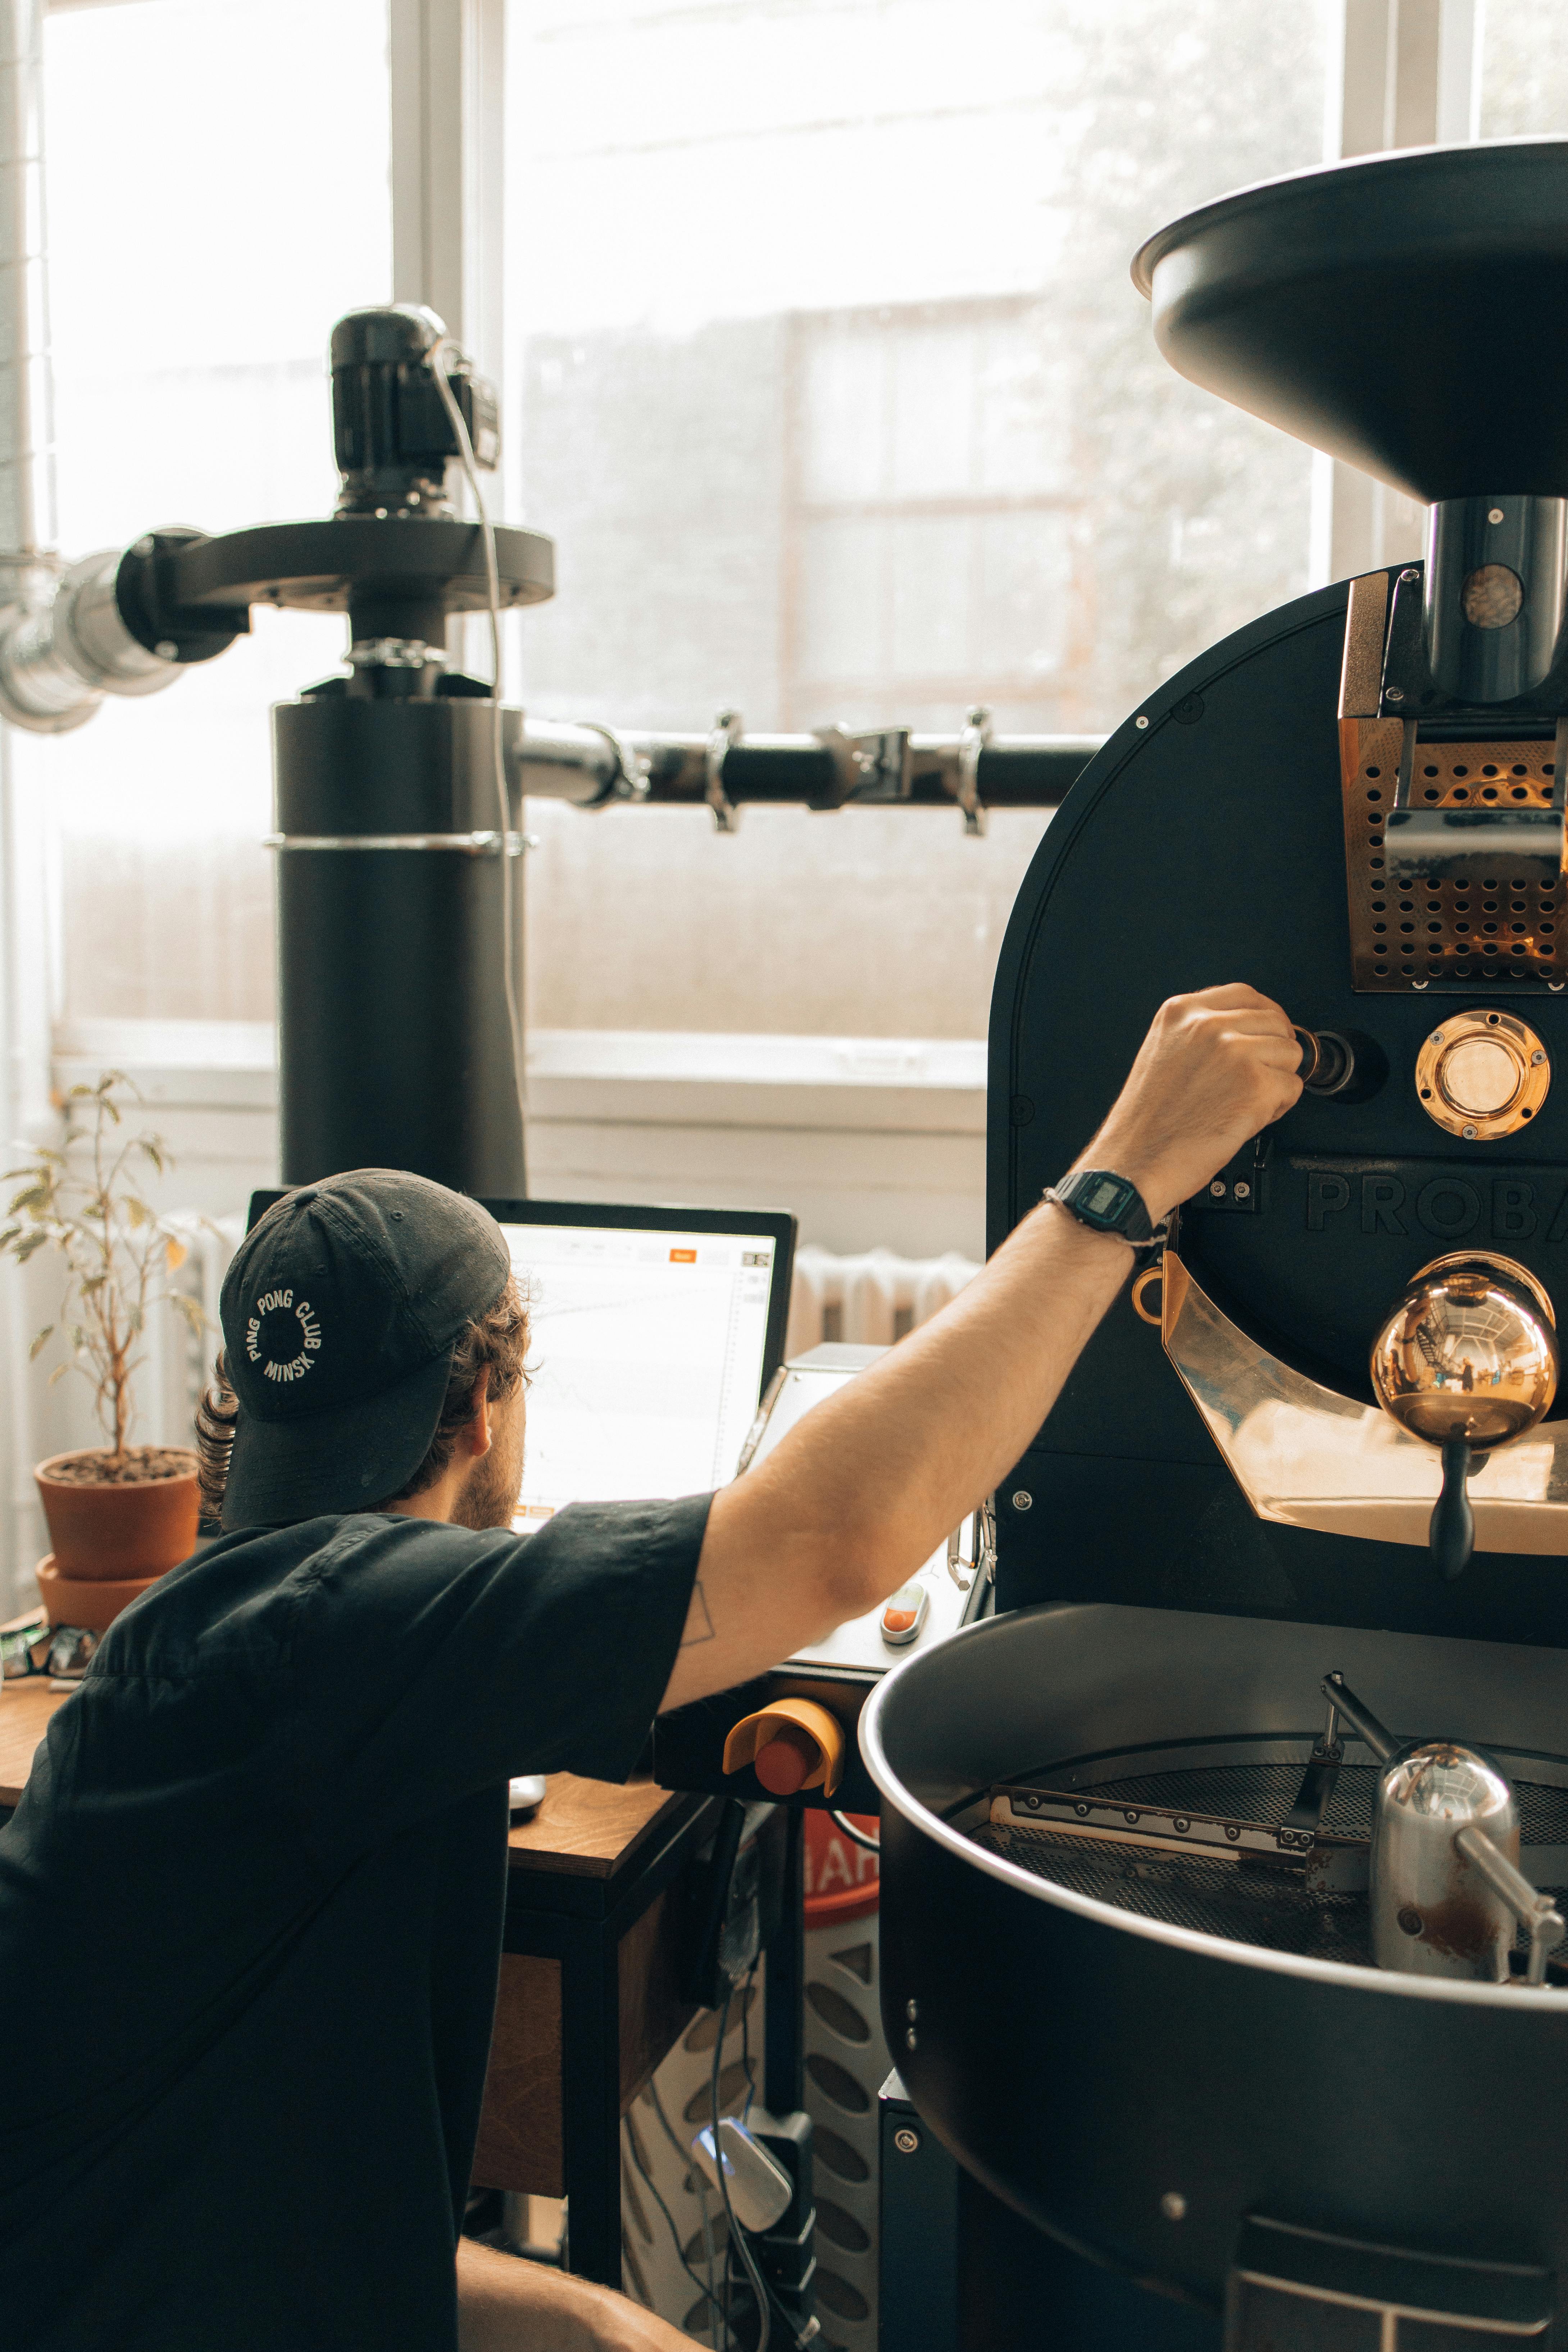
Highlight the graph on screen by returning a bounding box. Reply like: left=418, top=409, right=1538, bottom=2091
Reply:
left=501, top=1222, right=777, bottom=1525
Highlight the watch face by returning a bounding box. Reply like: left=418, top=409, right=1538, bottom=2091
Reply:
left=1080, top=1173, right=1135, bottom=1225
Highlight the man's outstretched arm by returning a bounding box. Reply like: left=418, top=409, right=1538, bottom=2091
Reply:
left=661, top=984, right=1303, bottom=1713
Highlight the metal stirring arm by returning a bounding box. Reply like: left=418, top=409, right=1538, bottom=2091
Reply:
left=1283, top=1686, right=1347, bottom=1833
left=1321, top=1672, right=1399, bottom=1763
left=1455, top=1825, right=1565, bottom=1987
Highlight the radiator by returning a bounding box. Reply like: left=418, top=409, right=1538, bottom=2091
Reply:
left=784, top=1244, right=980, bottom=1356
left=143, top=1211, right=246, bottom=1450
left=140, top=1224, right=982, bottom=1450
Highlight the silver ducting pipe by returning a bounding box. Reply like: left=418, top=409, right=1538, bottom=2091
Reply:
left=0, top=0, right=54, bottom=574
left=0, top=0, right=181, bottom=733
left=0, top=546, right=181, bottom=731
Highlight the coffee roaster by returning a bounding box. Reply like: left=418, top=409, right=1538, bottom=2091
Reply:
left=864, top=140, right=1568, bottom=2348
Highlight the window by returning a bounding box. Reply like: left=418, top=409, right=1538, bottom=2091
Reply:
left=30, top=0, right=391, bottom=1029
left=507, top=0, right=1335, bottom=1039
left=1477, top=1, right=1568, bottom=134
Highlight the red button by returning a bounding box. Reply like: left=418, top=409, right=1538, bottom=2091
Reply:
left=882, top=1608, right=917, bottom=1631
left=753, top=1722, right=819, bottom=1795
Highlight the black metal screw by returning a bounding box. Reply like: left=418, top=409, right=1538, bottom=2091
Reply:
left=1398, top=1907, right=1423, bottom=1936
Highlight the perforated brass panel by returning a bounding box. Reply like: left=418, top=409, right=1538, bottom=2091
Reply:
left=1339, top=573, right=1565, bottom=992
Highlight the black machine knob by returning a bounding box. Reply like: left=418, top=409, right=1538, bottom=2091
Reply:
left=1291, top=1025, right=1387, bottom=1103
left=1293, top=1026, right=1353, bottom=1094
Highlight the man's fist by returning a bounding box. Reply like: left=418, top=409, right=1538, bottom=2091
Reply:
left=1084, top=985, right=1304, bottom=1225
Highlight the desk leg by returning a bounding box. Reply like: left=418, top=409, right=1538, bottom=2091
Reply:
left=764, top=1806, right=805, bottom=2115
left=559, top=1919, right=624, bottom=2288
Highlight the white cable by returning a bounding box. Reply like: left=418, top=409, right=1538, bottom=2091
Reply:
left=828, top=1809, right=881, bottom=1854
left=426, top=336, right=528, bottom=1158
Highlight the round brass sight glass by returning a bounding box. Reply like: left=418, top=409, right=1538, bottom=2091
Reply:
left=1413, top=1009, right=1550, bottom=1141
left=1370, top=1253, right=1558, bottom=1451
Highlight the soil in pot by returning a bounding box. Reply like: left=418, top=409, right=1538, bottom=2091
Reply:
left=36, top=1447, right=200, bottom=1580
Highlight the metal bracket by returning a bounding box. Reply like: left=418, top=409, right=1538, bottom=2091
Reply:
left=706, top=705, right=742, bottom=833
left=264, top=830, right=532, bottom=856
left=572, top=721, right=651, bottom=810
left=957, top=704, right=991, bottom=837
left=813, top=723, right=913, bottom=808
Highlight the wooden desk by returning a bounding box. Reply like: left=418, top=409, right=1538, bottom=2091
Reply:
left=0, top=1681, right=62, bottom=1805
left=0, top=1682, right=716, bottom=2289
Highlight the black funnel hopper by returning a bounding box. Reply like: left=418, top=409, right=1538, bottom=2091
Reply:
left=1133, top=140, right=1568, bottom=507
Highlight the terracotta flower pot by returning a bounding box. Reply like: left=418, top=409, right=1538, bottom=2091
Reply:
left=34, top=1449, right=200, bottom=1580
left=34, top=1555, right=163, bottom=1633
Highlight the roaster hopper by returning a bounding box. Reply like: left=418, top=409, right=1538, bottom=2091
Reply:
left=869, top=141, right=1568, bottom=2347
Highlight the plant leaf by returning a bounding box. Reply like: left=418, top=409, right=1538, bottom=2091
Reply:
left=164, top=1236, right=187, bottom=1272
left=13, top=1230, right=51, bottom=1264
left=28, top=1324, right=53, bottom=1359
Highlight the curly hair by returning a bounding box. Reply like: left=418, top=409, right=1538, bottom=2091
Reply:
left=195, top=1276, right=531, bottom=1528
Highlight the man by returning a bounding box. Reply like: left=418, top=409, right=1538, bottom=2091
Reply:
left=0, top=985, right=1302, bottom=2350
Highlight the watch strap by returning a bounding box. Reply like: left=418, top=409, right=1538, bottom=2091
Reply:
left=1044, top=1167, right=1163, bottom=1251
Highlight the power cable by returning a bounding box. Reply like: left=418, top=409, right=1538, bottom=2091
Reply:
left=709, top=1980, right=819, bottom=2352
left=710, top=1982, right=766, bottom=2352
left=740, top=1956, right=759, bottom=2122
left=649, top=2078, right=723, bottom=2345
left=623, top=2104, right=728, bottom=2337
left=426, top=336, right=528, bottom=1161
left=828, top=1809, right=881, bottom=1853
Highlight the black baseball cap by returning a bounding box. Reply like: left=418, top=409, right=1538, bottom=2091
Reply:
left=218, top=1169, right=512, bottom=1530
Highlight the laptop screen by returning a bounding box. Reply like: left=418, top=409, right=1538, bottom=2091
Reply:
left=245, top=1190, right=795, bottom=1527
left=481, top=1200, right=795, bottom=1529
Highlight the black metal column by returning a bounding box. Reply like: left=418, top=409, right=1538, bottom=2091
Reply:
left=273, top=690, right=526, bottom=1194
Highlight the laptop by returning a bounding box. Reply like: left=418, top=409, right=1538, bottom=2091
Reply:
left=246, top=1190, right=796, bottom=1526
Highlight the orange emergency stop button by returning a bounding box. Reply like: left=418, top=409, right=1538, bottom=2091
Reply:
left=722, top=1695, right=845, bottom=1797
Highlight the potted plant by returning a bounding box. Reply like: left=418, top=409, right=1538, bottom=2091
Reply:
left=1, top=1072, right=210, bottom=1628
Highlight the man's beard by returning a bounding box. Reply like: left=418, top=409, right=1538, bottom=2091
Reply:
left=451, top=1400, right=525, bottom=1530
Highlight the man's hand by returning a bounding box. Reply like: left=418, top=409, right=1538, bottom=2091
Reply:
left=1085, top=983, right=1303, bottom=1223
left=661, top=981, right=1302, bottom=1714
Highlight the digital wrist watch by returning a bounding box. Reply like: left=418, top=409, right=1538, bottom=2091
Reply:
left=1043, top=1168, right=1166, bottom=1253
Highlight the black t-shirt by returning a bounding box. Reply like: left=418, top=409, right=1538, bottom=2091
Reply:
left=0, top=1495, right=708, bottom=2352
